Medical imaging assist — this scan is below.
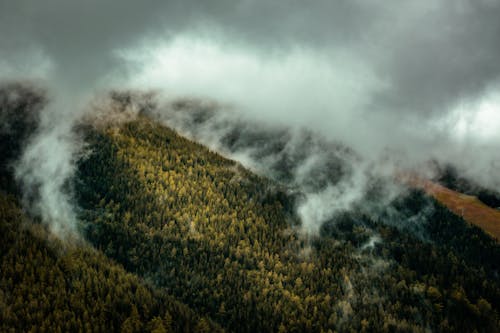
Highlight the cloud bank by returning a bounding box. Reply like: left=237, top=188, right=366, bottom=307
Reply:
left=1, top=0, right=500, bottom=234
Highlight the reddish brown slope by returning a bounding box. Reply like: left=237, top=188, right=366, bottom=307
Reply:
left=414, top=179, right=500, bottom=241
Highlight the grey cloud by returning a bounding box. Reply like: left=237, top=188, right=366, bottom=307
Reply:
left=368, top=0, right=500, bottom=116
left=3, top=0, right=500, bottom=116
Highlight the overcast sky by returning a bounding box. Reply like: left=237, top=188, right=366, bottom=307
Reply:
left=1, top=0, right=500, bottom=186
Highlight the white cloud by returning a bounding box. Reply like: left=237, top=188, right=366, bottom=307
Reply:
left=118, top=35, right=384, bottom=133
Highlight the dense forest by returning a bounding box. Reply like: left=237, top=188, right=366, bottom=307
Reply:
left=0, top=194, right=222, bottom=333
left=1, top=85, right=499, bottom=332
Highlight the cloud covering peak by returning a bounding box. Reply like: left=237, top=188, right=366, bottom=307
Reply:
left=1, top=0, right=500, bottom=233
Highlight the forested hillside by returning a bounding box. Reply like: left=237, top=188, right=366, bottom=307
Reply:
left=0, top=194, right=222, bottom=333
left=74, top=106, right=499, bottom=332
left=1, top=86, right=499, bottom=332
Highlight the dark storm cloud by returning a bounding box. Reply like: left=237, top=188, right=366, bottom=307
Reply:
left=3, top=0, right=499, bottom=113
left=0, top=1, right=176, bottom=86
left=368, top=1, right=500, bottom=116
left=1, top=0, right=372, bottom=83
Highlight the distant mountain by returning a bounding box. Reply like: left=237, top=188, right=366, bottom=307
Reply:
left=1, top=86, right=499, bottom=332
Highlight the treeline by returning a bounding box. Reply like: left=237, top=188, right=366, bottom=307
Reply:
left=75, top=113, right=499, bottom=332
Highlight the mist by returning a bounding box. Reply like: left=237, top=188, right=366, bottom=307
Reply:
left=122, top=35, right=500, bottom=187
left=14, top=98, right=85, bottom=237
left=1, top=0, right=500, bottom=235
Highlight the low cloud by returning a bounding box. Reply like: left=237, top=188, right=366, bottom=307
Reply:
left=120, top=32, right=500, bottom=191
left=14, top=97, right=86, bottom=237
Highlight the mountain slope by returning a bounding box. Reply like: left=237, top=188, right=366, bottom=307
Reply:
left=74, top=111, right=500, bottom=332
